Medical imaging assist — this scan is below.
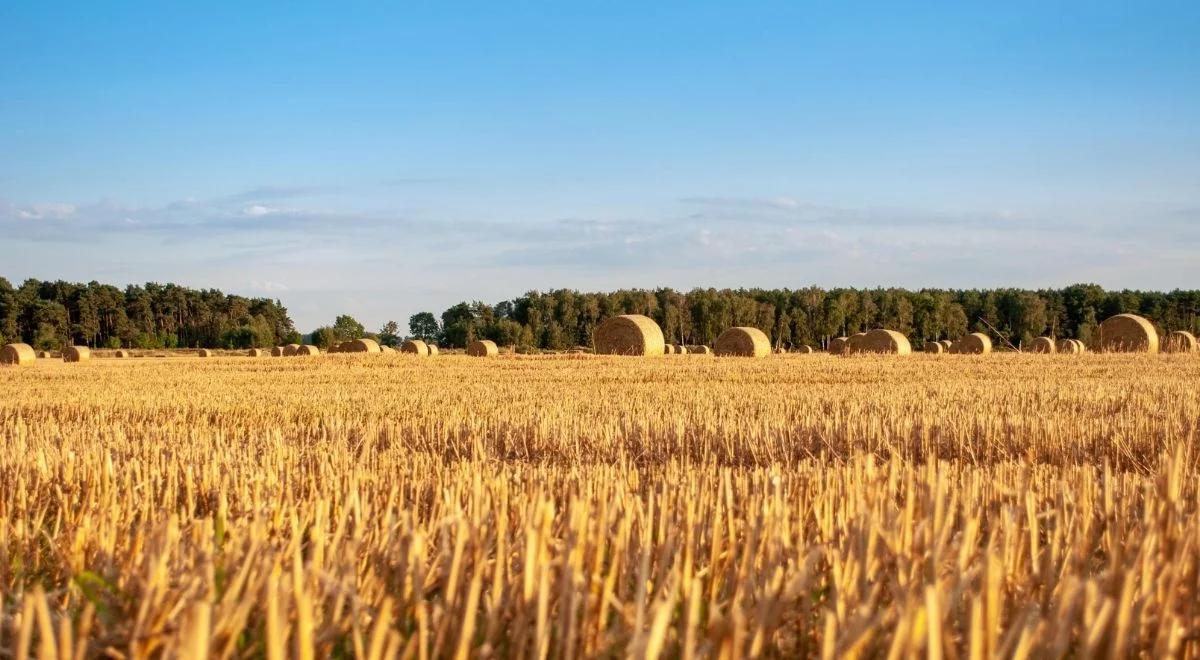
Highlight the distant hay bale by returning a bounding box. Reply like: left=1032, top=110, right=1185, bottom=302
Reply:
left=114, top=349, right=131, bottom=358
left=773, top=346, right=786, bottom=354
left=401, top=339, right=430, bottom=356
left=197, top=349, right=213, bottom=358
left=676, top=345, right=688, bottom=355
left=924, top=342, right=945, bottom=354
left=939, top=340, right=953, bottom=350
left=1098, top=314, right=1158, bottom=353
left=282, top=344, right=301, bottom=357
left=713, top=327, right=771, bottom=358
left=427, top=344, right=439, bottom=356
left=380, top=345, right=397, bottom=354
left=685, top=345, right=712, bottom=355
left=950, top=333, right=992, bottom=355
left=271, top=346, right=285, bottom=357
left=342, top=338, right=382, bottom=353
left=247, top=348, right=265, bottom=357
left=847, top=332, right=868, bottom=352
left=327, top=343, right=342, bottom=354
left=1057, top=339, right=1083, bottom=354
left=36, top=350, right=51, bottom=359
left=1, top=343, right=36, bottom=366
left=795, top=345, right=813, bottom=354
left=664, top=344, right=676, bottom=355
left=1072, top=339, right=1087, bottom=353
left=296, top=345, right=321, bottom=356
left=594, top=315, right=665, bottom=356
left=467, top=339, right=499, bottom=357
left=63, top=346, right=91, bottom=363
left=1028, top=337, right=1056, bottom=354
left=849, top=329, right=912, bottom=355
left=1163, top=330, right=1198, bottom=354
left=828, top=337, right=850, bottom=355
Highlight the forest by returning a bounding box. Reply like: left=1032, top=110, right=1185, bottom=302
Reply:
left=4, top=276, right=1199, bottom=351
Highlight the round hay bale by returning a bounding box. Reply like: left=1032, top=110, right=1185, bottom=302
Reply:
left=939, top=340, right=953, bottom=349
left=676, top=345, right=688, bottom=355
left=1163, top=330, right=1198, bottom=354
left=1072, top=339, right=1088, bottom=353
left=1028, top=337, right=1056, bottom=354
left=271, top=346, right=285, bottom=357
left=773, top=346, right=786, bottom=354
left=924, top=342, right=945, bottom=354
left=197, top=348, right=214, bottom=358
left=827, top=337, right=850, bottom=355
left=467, top=339, right=499, bottom=357
left=950, top=333, right=992, bottom=355
left=327, top=343, right=342, bottom=354
left=1, top=343, right=36, bottom=366
left=663, top=344, right=677, bottom=355
left=247, top=348, right=265, bottom=357
left=296, top=345, right=321, bottom=356
left=593, top=315, right=665, bottom=356
left=342, top=338, right=382, bottom=353
left=380, top=345, right=397, bottom=354
left=849, top=329, right=912, bottom=355
left=795, top=345, right=814, bottom=354
left=847, top=332, right=868, bottom=352
left=685, top=345, right=712, bottom=355
left=401, top=339, right=430, bottom=356
left=114, top=349, right=131, bottom=358
left=1057, top=339, right=1082, bottom=354
left=428, top=344, right=439, bottom=356
left=1098, top=313, right=1158, bottom=353
left=63, top=346, right=91, bottom=363
left=282, top=344, right=301, bottom=357
left=713, top=327, right=771, bottom=358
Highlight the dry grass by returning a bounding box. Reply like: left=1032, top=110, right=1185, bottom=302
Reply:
left=2, top=353, right=1199, bottom=657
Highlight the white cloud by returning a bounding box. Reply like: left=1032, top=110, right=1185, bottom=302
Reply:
left=13, top=202, right=76, bottom=221
left=242, top=204, right=279, bottom=217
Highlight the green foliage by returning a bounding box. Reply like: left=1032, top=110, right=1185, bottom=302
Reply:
left=378, top=320, right=401, bottom=348
left=332, top=314, right=365, bottom=340
left=409, top=312, right=440, bottom=342
left=310, top=327, right=339, bottom=348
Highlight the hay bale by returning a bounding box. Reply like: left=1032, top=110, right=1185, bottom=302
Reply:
left=1163, top=330, right=1198, bottom=354
left=713, top=327, right=771, bottom=358
left=114, top=349, right=131, bottom=358
left=341, top=338, right=381, bottom=353
left=381, top=345, right=397, bottom=354
left=685, top=345, right=712, bottom=355
left=63, top=346, right=91, bottom=363
left=828, top=337, right=850, bottom=355
left=1028, top=337, right=1056, bottom=354
left=467, top=339, right=499, bottom=357
left=401, top=339, right=430, bottom=356
left=676, top=345, right=689, bottom=355
left=939, top=340, right=953, bottom=349
left=795, top=345, right=814, bottom=354
left=593, top=315, right=665, bottom=356
left=282, top=344, right=301, bottom=357
left=1, top=343, right=36, bottom=366
left=197, top=348, right=214, bottom=358
left=1057, top=339, right=1083, bottom=354
left=296, top=345, right=321, bottom=356
left=36, top=350, right=51, bottom=359
left=663, top=344, right=676, bottom=355
left=849, top=329, right=912, bottom=355
left=924, top=342, right=945, bottom=354
left=428, top=344, right=439, bottom=356
left=950, top=333, right=992, bottom=355
left=271, top=346, right=285, bottom=357
left=847, top=332, right=868, bottom=352
left=1072, top=339, right=1087, bottom=353
left=247, top=348, right=265, bottom=357
left=1098, top=314, right=1158, bottom=353
left=773, top=346, right=786, bottom=354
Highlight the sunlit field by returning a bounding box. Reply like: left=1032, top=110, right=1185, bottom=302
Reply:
left=2, top=352, right=1198, bottom=658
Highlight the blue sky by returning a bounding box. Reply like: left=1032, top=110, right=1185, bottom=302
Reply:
left=3, top=2, right=1198, bottom=331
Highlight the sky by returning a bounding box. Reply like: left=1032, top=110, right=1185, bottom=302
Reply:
left=2, top=2, right=1198, bottom=332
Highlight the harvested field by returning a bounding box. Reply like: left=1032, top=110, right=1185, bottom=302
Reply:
left=1, top=353, right=1199, bottom=657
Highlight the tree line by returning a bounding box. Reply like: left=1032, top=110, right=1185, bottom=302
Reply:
left=0, top=277, right=299, bottom=350
left=404, top=285, right=1200, bottom=351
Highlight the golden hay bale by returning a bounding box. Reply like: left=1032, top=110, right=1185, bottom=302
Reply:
left=114, top=349, right=131, bottom=358
left=282, top=344, right=301, bottom=357
left=1057, top=339, right=1082, bottom=354
left=849, top=329, right=912, bottom=355
left=1072, top=339, right=1088, bottom=353
left=247, top=348, right=265, bottom=357
left=1098, top=314, right=1158, bottom=353
left=36, top=350, right=51, bottom=359
left=1028, top=337, right=1056, bottom=354
left=467, top=339, right=499, bottom=357
left=342, top=338, right=382, bottom=353
left=847, top=332, right=868, bottom=352
left=401, top=339, right=430, bottom=356
left=924, top=342, right=945, bottom=354
left=1163, top=330, right=1198, bottom=354
left=664, top=344, right=677, bottom=355
left=950, top=333, right=992, bottom=355
left=939, top=340, right=953, bottom=350
left=271, top=346, right=285, bottom=357
left=676, top=345, right=688, bottom=355
left=685, top=345, right=712, bottom=355
left=594, top=314, right=665, bottom=356
left=296, top=345, right=321, bottom=356
left=713, top=327, right=771, bottom=358
left=381, top=345, right=397, bottom=354
left=63, top=346, right=91, bottom=363
left=197, top=349, right=214, bottom=358
left=428, top=344, right=439, bottom=356
left=795, top=345, right=814, bottom=354
left=827, top=337, right=850, bottom=355
left=1, top=343, right=36, bottom=366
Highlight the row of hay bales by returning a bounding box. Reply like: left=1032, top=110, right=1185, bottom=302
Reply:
left=591, top=315, right=800, bottom=358
left=1, top=343, right=94, bottom=365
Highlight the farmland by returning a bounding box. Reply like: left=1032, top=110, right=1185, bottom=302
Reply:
left=1, top=352, right=1199, bottom=657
